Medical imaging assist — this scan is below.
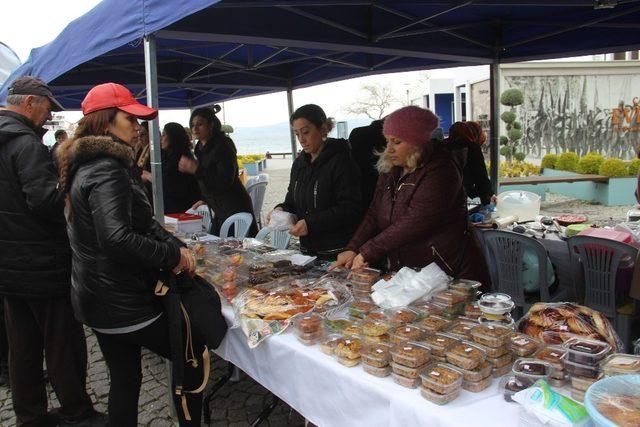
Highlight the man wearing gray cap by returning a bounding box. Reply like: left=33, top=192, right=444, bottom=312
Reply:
left=0, top=77, right=105, bottom=426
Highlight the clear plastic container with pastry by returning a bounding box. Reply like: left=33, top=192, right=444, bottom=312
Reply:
left=500, top=375, right=535, bottom=402
left=510, top=333, right=540, bottom=357
left=342, top=320, right=363, bottom=339
left=462, top=375, right=492, bottom=393
left=534, top=345, right=567, bottom=373
left=363, top=362, right=391, bottom=378
left=512, top=358, right=551, bottom=382
left=360, top=343, right=392, bottom=368
left=410, top=300, right=445, bottom=318
left=449, top=279, right=482, bottom=302
left=570, top=373, right=602, bottom=391
left=486, top=352, right=512, bottom=369
left=334, top=337, right=363, bottom=366
left=348, top=300, right=377, bottom=319
left=446, top=341, right=487, bottom=370
left=565, top=359, right=600, bottom=378
left=319, top=334, right=341, bottom=355
left=294, top=313, right=323, bottom=334
left=420, top=385, right=460, bottom=405
left=417, top=315, right=451, bottom=334
left=390, top=361, right=428, bottom=380
left=474, top=341, right=510, bottom=359
left=445, top=319, right=478, bottom=340
left=464, top=302, right=483, bottom=320
left=389, top=324, right=425, bottom=345
left=470, top=323, right=514, bottom=348
left=390, top=343, right=431, bottom=368
left=348, top=267, right=381, bottom=286
left=492, top=363, right=512, bottom=378
left=392, top=372, right=422, bottom=388
left=324, top=315, right=354, bottom=334
left=433, top=290, right=467, bottom=308
left=478, top=293, right=515, bottom=321
left=563, top=337, right=611, bottom=366
left=455, top=360, right=492, bottom=382
left=361, top=317, right=391, bottom=339
left=600, top=353, right=640, bottom=376
left=422, top=333, right=459, bottom=357
left=420, top=363, right=464, bottom=395
left=385, top=307, right=419, bottom=326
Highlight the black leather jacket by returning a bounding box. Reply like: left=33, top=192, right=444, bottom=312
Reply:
left=65, top=136, right=181, bottom=329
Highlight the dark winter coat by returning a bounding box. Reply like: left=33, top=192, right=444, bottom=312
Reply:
left=277, top=138, right=363, bottom=257
left=0, top=110, right=71, bottom=299
left=65, top=136, right=182, bottom=329
left=161, top=148, right=201, bottom=214
left=194, top=134, right=257, bottom=236
left=447, top=137, right=493, bottom=205
left=346, top=150, right=491, bottom=288
left=349, top=120, right=387, bottom=211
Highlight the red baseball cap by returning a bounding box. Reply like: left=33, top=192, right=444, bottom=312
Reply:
left=81, top=83, right=158, bottom=120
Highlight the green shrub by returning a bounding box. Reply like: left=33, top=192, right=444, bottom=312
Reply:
left=500, top=89, right=524, bottom=107
left=599, top=158, right=628, bottom=178
left=627, top=158, right=640, bottom=176
left=514, top=152, right=526, bottom=162
left=501, top=111, right=516, bottom=123
left=508, top=128, right=523, bottom=142
left=577, top=152, right=605, bottom=174
left=512, top=121, right=522, bottom=130
left=541, top=153, right=558, bottom=169
left=499, top=146, right=512, bottom=156
left=555, top=152, right=579, bottom=172
left=221, top=124, right=234, bottom=134
left=499, top=136, right=509, bottom=146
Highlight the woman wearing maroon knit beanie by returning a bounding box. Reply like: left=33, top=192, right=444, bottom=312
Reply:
left=333, top=106, right=490, bottom=289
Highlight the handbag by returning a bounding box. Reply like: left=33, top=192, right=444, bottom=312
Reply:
left=154, top=271, right=228, bottom=420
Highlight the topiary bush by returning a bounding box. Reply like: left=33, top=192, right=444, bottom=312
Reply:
left=499, top=136, right=509, bottom=146
left=541, top=153, right=558, bottom=169
left=555, top=152, right=579, bottom=172
left=577, top=152, right=605, bottom=174
left=599, top=158, right=628, bottom=178
left=508, top=128, right=523, bottom=142
left=499, top=87, right=525, bottom=163
left=514, top=152, right=526, bottom=162
left=627, top=158, right=640, bottom=176
left=501, top=111, right=516, bottom=123
left=500, top=89, right=524, bottom=107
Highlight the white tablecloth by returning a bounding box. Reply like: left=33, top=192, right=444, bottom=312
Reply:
left=215, top=306, right=521, bottom=427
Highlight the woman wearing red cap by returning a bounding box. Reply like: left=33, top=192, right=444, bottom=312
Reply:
left=332, top=106, right=490, bottom=288
left=57, top=83, right=204, bottom=425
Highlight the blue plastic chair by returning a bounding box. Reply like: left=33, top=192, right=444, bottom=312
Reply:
left=255, top=227, right=291, bottom=250
left=219, top=212, right=253, bottom=239
left=568, top=235, right=638, bottom=351
left=482, top=229, right=572, bottom=318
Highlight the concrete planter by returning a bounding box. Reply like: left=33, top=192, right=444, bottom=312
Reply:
left=498, top=168, right=637, bottom=206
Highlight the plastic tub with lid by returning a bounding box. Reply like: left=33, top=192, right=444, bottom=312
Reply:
left=496, top=191, right=541, bottom=222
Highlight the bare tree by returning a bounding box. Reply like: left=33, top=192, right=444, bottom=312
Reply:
left=343, top=83, right=399, bottom=120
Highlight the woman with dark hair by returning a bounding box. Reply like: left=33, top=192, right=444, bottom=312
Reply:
left=332, top=107, right=490, bottom=288
left=268, top=104, right=362, bottom=260
left=178, top=107, right=257, bottom=236
left=160, top=122, right=201, bottom=213
left=57, top=83, right=203, bottom=425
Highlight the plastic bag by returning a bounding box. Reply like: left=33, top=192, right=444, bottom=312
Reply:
left=269, top=210, right=297, bottom=231
left=516, top=302, right=623, bottom=351
left=513, top=380, right=589, bottom=427
left=371, top=264, right=451, bottom=309
left=584, top=374, right=640, bottom=427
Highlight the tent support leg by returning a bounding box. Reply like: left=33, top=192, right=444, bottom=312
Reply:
left=489, top=62, right=501, bottom=196
left=287, top=84, right=296, bottom=160
left=144, top=33, right=165, bottom=223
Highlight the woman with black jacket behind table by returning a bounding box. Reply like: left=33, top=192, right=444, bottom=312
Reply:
left=57, top=83, right=203, bottom=426
left=268, top=104, right=362, bottom=260
left=160, top=122, right=201, bottom=213
left=178, top=107, right=257, bottom=236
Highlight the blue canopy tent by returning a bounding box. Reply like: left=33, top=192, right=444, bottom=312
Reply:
left=3, top=0, right=640, bottom=220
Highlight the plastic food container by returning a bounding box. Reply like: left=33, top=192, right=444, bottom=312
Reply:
left=456, top=361, right=492, bottom=382
left=475, top=341, right=509, bottom=359
left=420, top=386, right=460, bottom=405
left=362, top=318, right=390, bottom=338
left=600, top=353, right=640, bottom=376
left=417, top=315, right=450, bottom=334
left=349, top=267, right=380, bottom=285
left=571, top=388, right=585, bottom=403
left=500, top=375, right=535, bottom=402
left=565, top=360, right=600, bottom=379
left=470, top=324, right=513, bottom=348
left=319, top=334, right=341, bottom=355
left=493, top=363, right=513, bottom=378
left=337, top=356, right=360, bottom=367
left=564, top=337, right=611, bottom=366
left=478, top=293, right=515, bottom=320
left=422, top=333, right=459, bottom=357
left=348, top=300, right=377, bottom=319
left=535, top=346, right=567, bottom=373
left=487, top=352, right=512, bottom=369
left=362, top=361, right=391, bottom=378
left=497, top=190, right=541, bottom=222
left=433, top=290, right=467, bottom=307
left=391, top=343, right=430, bottom=368
left=352, top=289, right=372, bottom=299
left=510, top=334, right=540, bottom=357
left=296, top=329, right=324, bottom=346
left=360, top=343, right=391, bottom=368
left=512, top=359, right=551, bottom=383
left=446, top=320, right=477, bottom=340
left=294, top=313, right=323, bottom=334
left=334, top=337, right=362, bottom=361
left=411, top=300, right=445, bottom=318
left=446, top=341, right=487, bottom=370
left=324, top=316, right=353, bottom=333
left=548, top=377, right=566, bottom=387
left=464, top=302, right=482, bottom=319
left=420, top=363, right=464, bottom=395
left=390, top=325, right=425, bottom=345
left=385, top=307, right=419, bottom=326
left=392, top=372, right=421, bottom=389
left=390, top=361, right=427, bottom=380
left=478, top=315, right=515, bottom=328
left=571, top=373, right=602, bottom=391
left=463, top=375, right=492, bottom=393
left=449, top=279, right=482, bottom=298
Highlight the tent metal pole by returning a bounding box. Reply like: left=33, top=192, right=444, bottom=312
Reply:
left=144, top=34, right=165, bottom=224
left=489, top=62, right=501, bottom=196
left=287, top=83, right=296, bottom=160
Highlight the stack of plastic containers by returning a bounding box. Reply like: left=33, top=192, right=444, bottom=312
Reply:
left=477, top=293, right=515, bottom=327
left=334, top=336, right=363, bottom=367
left=293, top=313, right=325, bottom=346
left=422, top=333, right=460, bottom=363
left=349, top=268, right=380, bottom=300
left=470, top=323, right=514, bottom=379
left=534, top=346, right=568, bottom=386
left=360, top=342, right=392, bottom=377
left=390, top=343, right=431, bottom=388
left=432, top=289, right=467, bottom=318
left=563, top=337, right=612, bottom=402
left=420, top=363, right=464, bottom=405
left=510, top=333, right=540, bottom=359
left=600, top=353, right=640, bottom=377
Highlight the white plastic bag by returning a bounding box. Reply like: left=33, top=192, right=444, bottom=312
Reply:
left=371, top=264, right=450, bottom=308
left=269, top=211, right=297, bottom=230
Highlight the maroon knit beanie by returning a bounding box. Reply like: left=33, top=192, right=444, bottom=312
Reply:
left=382, top=106, right=439, bottom=148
